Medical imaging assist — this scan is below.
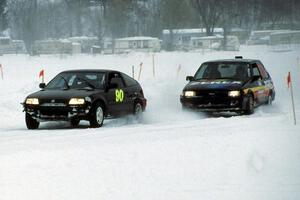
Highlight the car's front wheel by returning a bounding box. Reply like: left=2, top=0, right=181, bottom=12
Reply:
left=25, top=113, right=39, bottom=129
left=244, top=94, right=254, bottom=115
left=70, top=118, right=80, bottom=127
left=89, top=103, right=104, bottom=128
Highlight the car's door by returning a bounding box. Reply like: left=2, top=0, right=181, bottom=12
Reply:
left=106, top=72, right=130, bottom=116
left=257, top=61, right=273, bottom=102
left=121, top=73, right=140, bottom=114
left=250, top=63, right=266, bottom=104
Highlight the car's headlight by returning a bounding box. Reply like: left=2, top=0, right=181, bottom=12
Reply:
left=228, top=90, right=240, bottom=97
left=184, top=91, right=196, bottom=97
left=69, top=98, right=85, bottom=105
left=25, top=98, right=39, bottom=105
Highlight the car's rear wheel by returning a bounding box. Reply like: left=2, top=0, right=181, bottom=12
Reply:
left=265, top=92, right=273, bottom=105
left=89, top=103, right=104, bottom=128
left=25, top=113, right=39, bottom=130
left=134, top=102, right=143, bottom=122
left=244, top=94, right=254, bottom=115
left=70, top=118, right=80, bottom=127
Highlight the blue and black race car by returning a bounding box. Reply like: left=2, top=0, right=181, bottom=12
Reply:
left=180, top=57, right=275, bottom=114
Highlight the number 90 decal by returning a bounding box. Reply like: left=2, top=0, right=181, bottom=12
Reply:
left=115, top=89, right=124, bottom=103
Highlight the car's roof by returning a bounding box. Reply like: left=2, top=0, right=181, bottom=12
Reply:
left=203, top=58, right=260, bottom=64
left=60, top=69, right=118, bottom=73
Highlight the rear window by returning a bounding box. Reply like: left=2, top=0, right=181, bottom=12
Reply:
left=122, top=73, right=138, bottom=87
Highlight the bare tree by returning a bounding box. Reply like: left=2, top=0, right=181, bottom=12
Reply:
left=192, top=0, right=222, bottom=36
left=0, top=0, right=7, bottom=32
left=105, top=0, right=132, bottom=53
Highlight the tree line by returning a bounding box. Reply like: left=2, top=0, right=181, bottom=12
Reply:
left=0, top=0, right=299, bottom=50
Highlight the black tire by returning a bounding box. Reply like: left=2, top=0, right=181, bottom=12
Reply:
left=25, top=113, right=39, bottom=130
left=181, top=104, right=191, bottom=112
left=70, top=118, right=80, bottom=127
left=265, top=91, right=273, bottom=105
left=133, top=102, right=143, bottom=122
left=244, top=94, right=254, bottom=115
left=89, top=103, right=104, bottom=128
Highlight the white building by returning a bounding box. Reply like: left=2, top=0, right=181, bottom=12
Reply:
left=32, top=39, right=72, bottom=55
left=269, top=30, right=300, bottom=51
left=68, top=36, right=98, bottom=53
left=162, top=28, right=224, bottom=50
left=247, top=30, right=290, bottom=45
left=114, top=36, right=161, bottom=53
left=0, top=37, right=26, bottom=54
left=190, top=35, right=240, bottom=51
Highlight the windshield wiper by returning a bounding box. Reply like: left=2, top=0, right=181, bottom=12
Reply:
left=219, top=77, right=235, bottom=80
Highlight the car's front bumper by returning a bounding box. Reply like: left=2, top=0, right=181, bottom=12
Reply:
left=180, top=95, right=243, bottom=112
left=23, top=104, right=91, bottom=121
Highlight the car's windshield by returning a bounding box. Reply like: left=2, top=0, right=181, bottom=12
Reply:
left=194, top=62, right=250, bottom=81
left=46, top=72, right=106, bottom=89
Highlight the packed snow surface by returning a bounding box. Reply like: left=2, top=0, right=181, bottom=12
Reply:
left=0, top=45, right=300, bottom=200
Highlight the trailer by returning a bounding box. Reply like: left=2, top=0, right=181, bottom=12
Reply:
left=269, top=30, right=300, bottom=51
left=32, top=39, right=73, bottom=55
left=114, top=36, right=161, bottom=53
left=190, top=35, right=240, bottom=51
left=0, top=37, right=26, bottom=54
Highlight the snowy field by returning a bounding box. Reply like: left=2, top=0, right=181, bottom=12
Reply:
left=0, top=45, right=300, bottom=200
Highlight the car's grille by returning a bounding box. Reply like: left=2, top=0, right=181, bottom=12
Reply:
left=195, top=90, right=229, bottom=104
left=39, top=99, right=68, bottom=104
left=39, top=106, right=70, bottom=117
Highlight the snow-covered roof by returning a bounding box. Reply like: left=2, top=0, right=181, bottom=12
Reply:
left=60, top=39, right=71, bottom=43
left=231, top=28, right=246, bottom=32
left=69, top=36, right=98, bottom=41
left=116, top=36, right=159, bottom=41
left=270, top=30, right=300, bottom=36
left=191, top=35, right=238, bottom=40
left=251, top=30, right=290, bottom=35
left=163, top=28, right=223, bottom=35
left=12, top=40, right=25, bottom=43
left=0, top=37, right=10, bottom=40
left=191, top=35, right=223, bottom=40
left=35, top=39, right=72, bottom=43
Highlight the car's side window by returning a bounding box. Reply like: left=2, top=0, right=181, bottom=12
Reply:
left=251, top=63, right=262, bottom=77
left=121, top=73, right=138, bottom=87
left=257, top=62, right=269, bottom=79
left=108, top=72, right=125, bottom=88
left=194, top=64, right=208, bottom=79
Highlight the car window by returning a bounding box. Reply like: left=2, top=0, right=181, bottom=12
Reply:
left=108, top=72, right=125, bottom=88
left=194, top=62, right=249, bottom=81
left=121, top=73, right=138, bottom=87
left=252, top=63, right=261, bottom=77
left=257, top=62, right=269, bottom=79
left=46, top=72, right=105, bottom=89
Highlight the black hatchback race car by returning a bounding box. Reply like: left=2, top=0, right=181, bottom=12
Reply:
left=23, top=69, right=147, bottom=129
left=180, top=57, right=275, bottom=114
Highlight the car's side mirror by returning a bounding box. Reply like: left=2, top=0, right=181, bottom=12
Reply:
left=109, top=83, right=119, bottom=89
left=186, top=76, right=194, bottom=81
left=39, top=83, right=46, bottom=89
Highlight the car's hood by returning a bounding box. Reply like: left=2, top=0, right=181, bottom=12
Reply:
left=183, top=79, right=243, bottom=91
left=26, top=89, right=102, bottom=100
